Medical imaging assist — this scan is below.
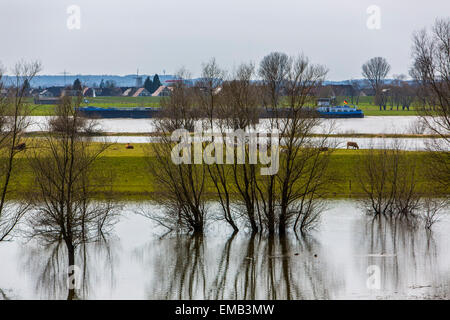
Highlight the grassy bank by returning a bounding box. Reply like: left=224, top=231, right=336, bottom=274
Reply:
left=26, top=96, right=162, bottom=115
left=6, top=142, right=445, bottom=201
left=22, top=132, right=448, bottom=139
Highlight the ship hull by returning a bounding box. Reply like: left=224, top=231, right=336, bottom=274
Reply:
left=77, top=107, right=159, bottom=119
left=317, top=112, right=364, bottom=118
left=77, top=107, right=364, bottom=119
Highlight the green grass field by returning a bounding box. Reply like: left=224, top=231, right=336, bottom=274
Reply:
left=6, top=142, right=443, bottom=201
left=336, top=96, right=418, bottom=116
left=26, top=96, right=162, bottom=115
left=25, top=95, right=419, bottom=116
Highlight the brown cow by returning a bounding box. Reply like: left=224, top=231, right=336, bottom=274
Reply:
left=346, top=141, right=359, bottom=150
left=319, top=147, right=329, bottom=152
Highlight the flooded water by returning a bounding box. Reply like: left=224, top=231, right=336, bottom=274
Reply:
left=28, top=116, right=422, bottom=134
left=0, top=200, right=449, bottom=300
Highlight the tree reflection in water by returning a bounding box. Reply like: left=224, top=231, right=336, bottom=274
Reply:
left=146, top=233, right=342, bottom=299
left=354, top=216, right=449, bottom=299
left=4, top=203, right=447, bottom=299
left=18, top=239, right=117, bottom=300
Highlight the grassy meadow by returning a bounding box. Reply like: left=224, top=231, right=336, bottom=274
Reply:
left=26, top=96, right=162, bottom=115
left=6, top=141, right=442, bottom=200
left=335, top=96, right=418, bottom=116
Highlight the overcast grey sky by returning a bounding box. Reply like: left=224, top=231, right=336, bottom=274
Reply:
left=0, top=0, right=448, bottom=80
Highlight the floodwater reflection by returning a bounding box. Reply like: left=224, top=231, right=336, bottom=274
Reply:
left=143, top=233, right=341, bottom=299
left=18, top=239, right=118, bottom=300
left=353, top=217, right=450, bottom=299
left=0, top=201, right=448, bottom=299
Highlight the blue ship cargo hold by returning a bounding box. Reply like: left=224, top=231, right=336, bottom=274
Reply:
left=77, top=105, right=364, bottom=119
left=316, top=105, right=364, bottom=118
left=77, top=106, right=160, bottom=118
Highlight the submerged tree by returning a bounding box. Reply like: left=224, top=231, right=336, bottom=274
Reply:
left=219, top=63, right=261, bottom=233
left=26, top=96, right=117, bottom=299
left=355, top=140, right=423, bottom=219
left=258, top=53, right=333, bottom=235
left=145, top=68, right=208, bottom=234
left=144, top=54, right=334, bottom=236
left=0, top=60, right=41, bottom=241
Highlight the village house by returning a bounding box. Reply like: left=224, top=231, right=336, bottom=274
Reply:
left=132, top=87, right=152, bottom=97
left=38, top=86, right=66, bottom=97
left=122, top=88, right=133, bottom=97
left=152, top=85, right=172, bottom=97
left=95, top=87, right=123, bottom=97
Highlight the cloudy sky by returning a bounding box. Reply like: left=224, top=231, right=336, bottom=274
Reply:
left=0, top=0, right=448, bottom=80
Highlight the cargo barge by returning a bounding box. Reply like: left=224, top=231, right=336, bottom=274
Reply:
left=77, top=106, right=160, bottom=119
left=316, top=105, right=364, bottom=118
left=77, top=105, right=363, bottom=119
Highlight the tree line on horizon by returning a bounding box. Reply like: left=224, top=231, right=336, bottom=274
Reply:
left=68, top=74, right=163, bottom=93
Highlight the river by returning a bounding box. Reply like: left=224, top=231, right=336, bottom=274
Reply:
left=27, top=116, right=423, bottom=134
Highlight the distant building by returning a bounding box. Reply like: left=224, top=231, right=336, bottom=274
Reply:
left=39, top=86, right=65, bottom=97
left=361, top=88, right=375, bottom=96
left=95, top=87, right=122, bottom=97
left=62, top=89, right=82, bottom=97
left=328, top=84, right=354, bottom=97
left=39, top=89, right=55, bottom=97
left=122, top=88, right=133, bottom=97
left=132, top=87, right=152, bottom=97
left=152, top=85, right=172, bottom=97
left=82, top=87, right=92, bottom=97
left=29, top=88, right=41, bottom=97
left=34, top=97, right=60, bottom=105
left=317, top=98, right=332, bottom=107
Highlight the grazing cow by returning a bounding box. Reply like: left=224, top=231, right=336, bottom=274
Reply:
left=13, top=142, right=26, bottom=151
left=125, top=143, right=134, bottom=149
left=346, top=141, right=359, bottom=150
left=319, top=147, right=329, bottom=152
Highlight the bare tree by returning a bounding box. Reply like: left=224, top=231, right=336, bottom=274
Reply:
left=349, top=79, right=362, bottom=105
left=389, top=75, right=405, bottom=110
left=399, top=81, right=416, bottom=111
left=216, top=63, right=261, bottom=232
left=0, top=60, right=41, bottom=241
left=145, top=69, right=208, bottom=234
left=258, top=52, right=290, bottom=113
left=192, top=59, right=240, bottom=232
left=355, top=141, right=421, bottom=219
left=258, top=53, right=332, bottom=235
left=196, top=57, right=226, bottom=127
left=256, top=52, right=291, bottom=234
left=26, top=96, right=117, bottom=299
left=362, top=57, right=391, bottom=110
left=410, top=18, right=450, bottom=190
left=279, top=55, right=332, bottom=235
left=420, top=196, right=447, bottom=229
